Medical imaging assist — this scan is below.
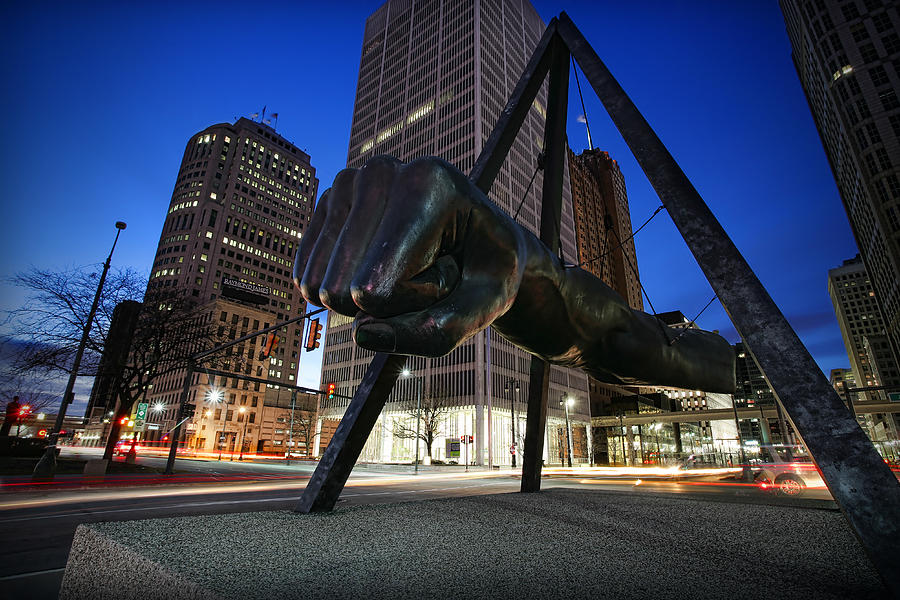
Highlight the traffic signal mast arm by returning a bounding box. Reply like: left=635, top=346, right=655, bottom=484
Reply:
left=163, top=306, right=327, bottom=475
left=193, top=307, right=326, bottom=364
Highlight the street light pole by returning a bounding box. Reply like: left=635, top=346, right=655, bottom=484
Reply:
left=505, top=380, right=520, bottom=468
left=415, top=384, right=421, bottom=473
left=402, top=368, right=421, bottom=473
left=238, top=407, right=248, bottom=460
left=287, top=389, right=297, bottom=465
left=560, top=395, right=574, bottom=467
left=34, top=221, right=127, bottom=479
left=217, top=395, right=228, bottom=461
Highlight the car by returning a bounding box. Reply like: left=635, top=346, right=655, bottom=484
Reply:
left=113, top=440, right=132, bottom=457
left=753, top=444, right=824, bottom=497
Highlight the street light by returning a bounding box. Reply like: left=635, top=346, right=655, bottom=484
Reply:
left=559, top=395, right=575, bottom=467
left=652, top=422, right=663, bottom=464
left=34, top=221, right=126, bottom=479
left=210, top=390, right=228, bottom=461
left=504, top=380, right=520, bottom=468
left=401, top=367, right=421, bottom=473
left=236, top=406, right=248, bottom=461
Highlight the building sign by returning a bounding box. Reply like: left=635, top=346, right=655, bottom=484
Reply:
left=221, top=277, right=270, bottom=305
left=446, top=439, right=460, bottom=458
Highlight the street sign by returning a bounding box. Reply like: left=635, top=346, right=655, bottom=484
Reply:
left=510, top=444, right=516, bottom=454
left=135, top=403, right=148, bottom=421
left=889, top=392, right=900, bottom=402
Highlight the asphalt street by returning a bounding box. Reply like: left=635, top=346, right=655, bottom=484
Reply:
left=0, top=449, right=840, bottom=600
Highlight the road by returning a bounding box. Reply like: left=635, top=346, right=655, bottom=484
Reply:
left=0, top=450, right=836, bottom=599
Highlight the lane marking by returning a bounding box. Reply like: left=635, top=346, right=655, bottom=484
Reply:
left=0, top=567, right=66, bottom=580
left=0, top=481, right=515, bottom=523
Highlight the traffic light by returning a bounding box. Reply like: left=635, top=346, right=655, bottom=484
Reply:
left=327, top=382, right=336, bottom=401
left=183, top=403, right=196, bottom=418
left=261, top=332, right=280, bottom=359
left=119, top=416, right=128, bottom=426
left=305, top=318, right=322, bottom=352
left=18, top=405, right=31, bottom=420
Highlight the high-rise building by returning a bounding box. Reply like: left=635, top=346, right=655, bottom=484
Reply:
left=828, top=255, right=900, bottom=448
left=319, top=0, right=590, bottom=466
left=780, top=1, right=900, bottom=363
left=138, top=117, right=319, bottom=455
left=828, top=255, right=900, bottom=393
left=567, top=148, right=642, bottom=312
left=566, top=147, right=645, bottom=457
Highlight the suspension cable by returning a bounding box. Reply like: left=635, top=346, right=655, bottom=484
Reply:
left=572, top=55, right=594, bottom=151
left=669, top=295, right=719, bottom=346
left=571, top=204, right=665, bottom=270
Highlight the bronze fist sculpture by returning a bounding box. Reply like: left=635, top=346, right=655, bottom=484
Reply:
left=294, top=156, right=735, bottom=393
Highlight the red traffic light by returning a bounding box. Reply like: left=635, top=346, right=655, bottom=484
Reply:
left=119, top=416, right=128, bottom=425
left=326, top=382, right=336, bottom=400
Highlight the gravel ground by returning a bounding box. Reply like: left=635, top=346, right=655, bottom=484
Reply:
left=61, top=488, right=888, bottom=600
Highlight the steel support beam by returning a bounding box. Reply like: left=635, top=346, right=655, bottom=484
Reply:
left=522, top=33, right=569, bottom=493
left=557, top=12, right=900, bottom=595
left=295, top=352, right=406, bottom=513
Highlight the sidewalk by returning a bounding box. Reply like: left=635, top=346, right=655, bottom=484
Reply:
left=60, top=488, right=886, bottom=599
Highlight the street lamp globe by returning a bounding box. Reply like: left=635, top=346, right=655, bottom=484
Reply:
left=153, top=403, right=164, bottom=412
left=401, top=368, right=411, bottom=377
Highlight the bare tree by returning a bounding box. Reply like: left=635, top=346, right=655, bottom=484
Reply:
left=392, top=389, right=453, bottom=461
left=1, top=265, right=146, bottom=385
left=291, top=410, right=317, bottom=457
left=98, top=290, right=221, bottom=460
left=2, top=266, right=221, bottom=458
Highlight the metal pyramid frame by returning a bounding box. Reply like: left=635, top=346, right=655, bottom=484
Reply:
left=295, top=13, right=900, bottom=594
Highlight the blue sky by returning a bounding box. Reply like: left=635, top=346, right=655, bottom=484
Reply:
left=1, top=1, right=857, bottom=407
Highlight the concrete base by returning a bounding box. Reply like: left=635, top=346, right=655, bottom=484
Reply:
left=83, top=459, right=108, bottom=476
left=60, top=489, right=886, bottom=599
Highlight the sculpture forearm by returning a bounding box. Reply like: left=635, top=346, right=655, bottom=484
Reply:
left=493, top=223, right=736, bottom=393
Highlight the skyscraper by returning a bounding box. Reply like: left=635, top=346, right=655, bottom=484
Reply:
left=319, top=0, right=589, bottom=466
left=566, top=148, right=642, bottom=312
left=828, top=255, right=900, bottom=388
left=566, top=147, right=645, bottom=454
left=140, top=117, right=318, bottom=455
left=828, top=254, right=900, bottom=441
left=780, top=0, right=900, bottom=363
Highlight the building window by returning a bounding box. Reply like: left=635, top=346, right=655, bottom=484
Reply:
left=859, top=43, right=878, bottom=62
left=866, top=123, right=882, bottom=143
left=883, top=33, right=900, bottom=55
left=890, top=115, right=900, bottom=138
left=879, top=90, right=900, bottom=111
left=875, top=148, right=893, bottom=171
left=857, top=99, right=871, bottom=118
left=873, top=13, right=892, bottom=34
left=869, top=65, right=889, bottom=87
left=841, top=3, right=860, bottom=21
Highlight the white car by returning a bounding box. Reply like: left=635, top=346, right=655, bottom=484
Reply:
left=753, top=445, right=824, bottom=497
